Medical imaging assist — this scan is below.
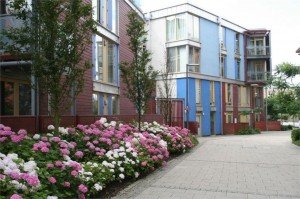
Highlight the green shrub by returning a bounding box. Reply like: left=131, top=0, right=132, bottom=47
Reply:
left=291, top=129, right=300, bottom=142
left=281, top=125, right=293, bottom=131
left=235, top=126, right=261, bottom=135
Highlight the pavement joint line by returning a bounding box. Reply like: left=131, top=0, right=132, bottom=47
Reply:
left=150, top=184, right=300, bottom=198
left=185, top=159, right=300, bottom=167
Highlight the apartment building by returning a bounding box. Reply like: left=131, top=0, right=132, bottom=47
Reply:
left=146, top=3, right=271, bottom=135
left=0, top=0, right=145, bottom=132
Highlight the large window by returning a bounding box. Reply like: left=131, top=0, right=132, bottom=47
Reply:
left=167, top=46, right=186, bottom=72
left=189, top=46, right=200, bottom=65
left=235, top=33, right=240, bottom=53
left=95, top=0, right=118, bottom=34
left=238, top=86, right=250, bottom=107
left=249, top=37, right=265, bottom=55
left=94, top=36, right=116, bottom=84
left=0, top=80, right=31, bottom=115
left=166, top=13, right=199, bottom=42
left=92, top=93, right=99, bottom=115
left=236, top=60, right=241, bottom=80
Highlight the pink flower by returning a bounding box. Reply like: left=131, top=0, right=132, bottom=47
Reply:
left=47, top=164, right=54, bottom=168
left=84, top=136, right=90, bottom=141
left=3, top=126, right=11, bottom=131
left=70, top=141, right=77, bottom=147
left=49, top=177, right=56, bottom=184
left=75, top=151, right=83, bottom=158
left=79, top=194, right=86, bottom=199
left=141, top=161, right=147, bottom=167
left=55, top=161, right=63, bottom=167
left=51, top=137, right=61, bottom=142
left=68, top=128, right=75, bottom=133
left=93, top=140, right=99, bottom=145
left=157, top=154, right=163, bottom=159
left=78, top=184, right=88, bottom=193
left=24, top=175, right=40, bottom=187
left=0, top=174, right=5, bottom=180
left=0, top=137, right=7, bottom=142
left=64, top=181, right=71, bottom=187
left=71, top=170, right=78, bottom=177
left=17, top=129, right=27, bottom=135
left=11, top=135, right=23, bottom=143
left=41, top=147, right=49, bottom=153
left=10, top=194, right=23, bottom=199
left=112, top=143, right=119, bottom=149
left=41, top=137, right=48, bottom=141
left=162, top=161, right=167, bottom=167
left=60, top=149, right=70, bottom=155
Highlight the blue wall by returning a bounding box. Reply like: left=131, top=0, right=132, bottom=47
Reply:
left=177, top=78, right=196, bottom=122
left=225, top=28, right=235, bottom=79
left=214, top=82, right=221, bottom=135
left=201, top=80, right=211, bottom=136
left=239, top=34, right=245, bottom=81
left=200, top=18, right=219, bottom=77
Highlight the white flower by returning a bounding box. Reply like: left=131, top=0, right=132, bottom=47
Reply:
left=119, top=147, right=125, bottom=152
left=110, top=121, right=117, bottom=127
left=153, top=121, right=158, bottom=125
left=33, top=134, right=40, bottom=140
left=132, top=152, right=137, bottom=157
left=110, top=169, right=114, bottom=173
left=94, top=183, right=103, bottom=191
left=113, top=153, right=119, bottom=158
left=119, top=152, right=125, bottom=157
left=119, top=123, right=123, bottom=127
left=119, top=173, right=125, bottom=179
left=46, top=133, right=53, bottom=137
left=63, top=155, right=71, bottom=161
left=119, top=167, right=124, bottom=172
left=134, top=172, right=139, bottom=178
left=99, top=117, right=107, bottom=124
left=84, top=172, right=93, bottom=176
left=47, top=125, right=55, bottom=131
left=7, top=153, right=18, bottom=160
left=23, top=161, right=37, bottom=172
left=47, top=196, right=58, bottom=199
left=104, top=123, right=109, bottom=127
left=93, top=163, right=99, bottom=167
left=159, top=140, right=168, bottom=148
left=112, top=161, right=116, bottom=165
left=131, top=161, right=135, bottom=165
left=132, top=138, right=139, bottom=144
left=87, top=162, right=93, bottom=165
left=125, top=142, right=131, bottom=148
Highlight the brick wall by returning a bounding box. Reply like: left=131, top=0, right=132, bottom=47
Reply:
left=255, top=121, right=281, bottom=131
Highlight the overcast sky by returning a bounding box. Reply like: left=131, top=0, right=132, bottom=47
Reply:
left=140, top=0, right=300, bottom=71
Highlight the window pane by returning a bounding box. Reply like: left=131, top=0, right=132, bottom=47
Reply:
left=111, top=0, right=117, bottom=34
left=111, top=95, right=118, bottom=115
left=0, top=81, right=14, bottom=115
left=96, top=39, right=103, bottom=81
left=176, top=14, right=185, bottom=40
left=108, top=42, right=114, bottom=83
left=178, top=46, right=186, bottom=72
left=167, top=47, right=176, bottom=72
left=92, top=93, right=99, bottom=115
left=166, top=16, right=175, bottom=41
left=19, top=84, right=31, bottom=115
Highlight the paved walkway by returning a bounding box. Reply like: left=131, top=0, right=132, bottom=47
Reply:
left=113, top=131, right=300, bottom=199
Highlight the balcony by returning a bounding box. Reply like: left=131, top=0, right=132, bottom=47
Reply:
left=247, top=71, right=270, bottom=83
left=246, top=46, right=270, bottom=58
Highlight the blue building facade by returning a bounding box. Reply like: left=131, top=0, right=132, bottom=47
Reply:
left=147, top=3, right=271, bottom=135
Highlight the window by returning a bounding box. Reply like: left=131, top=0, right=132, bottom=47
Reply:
left=166, top=14, right=199, bottom=42
left=236, top=60, right=240, bottom=80
left=187, top=14, right=199, bottom=41
left=249, top=37, right=265, bottom=55
left=239, top=86, right=250, bottom=107
left=226, top=112, right=233, bottom=123
left=220, top=56, right=225, bottom=77
left=111, top=95, right=118, bottom=115
left=220, top=27, right=226, bottom=49
left=225, top=83, right=232, bottom=105
left=167, top=46, right=186, bottom=72
left=1, top=0, right=6, bottom=14
left=240, top=115, right=250, bottom=123
left=95, top=0, right=118, bottom=34
left=95, top=39, right=103, bottom=81
left=188, top=46, right=200, bottom=72
left=94, top=36, right=116, bottom=84
left=92, top=93, right=99, bottom=115
left=196, top=79, right=201, bottom=104
left=108, top=42, right=114, bottom=83
left=210, top=81, right=215, bottom=105
left=249, top=61, right=266, bottom=81
left=235, top=33, right=240, bottom=53
left=0, top=80, right=31, bottom=115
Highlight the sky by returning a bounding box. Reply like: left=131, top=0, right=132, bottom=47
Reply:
left=139, top=0, right=300, bottom=72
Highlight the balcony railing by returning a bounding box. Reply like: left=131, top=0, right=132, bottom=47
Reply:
left=246, top=46, right=270, bottom=57
left=247, top=71, right=270, bottom=82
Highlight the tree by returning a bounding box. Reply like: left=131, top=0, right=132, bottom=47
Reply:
left=1, top=0, right=96, bottom=133
left=157, top=52, right=174, bottom=125
left=120, top=11, right=158, bottom=131
left=267, top=62, right=300, bottom=122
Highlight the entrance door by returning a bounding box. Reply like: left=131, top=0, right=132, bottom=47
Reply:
left=196, top=113, right=202, bottom=136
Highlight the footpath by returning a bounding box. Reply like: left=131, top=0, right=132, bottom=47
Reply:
left=113, top=131, right=300, bottom=199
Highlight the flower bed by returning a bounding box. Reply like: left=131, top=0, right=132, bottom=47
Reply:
left=0, top=118, right=197, bottom=199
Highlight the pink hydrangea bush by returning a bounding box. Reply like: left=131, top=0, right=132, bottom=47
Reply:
left=0, top=118, right=197, bottom=198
